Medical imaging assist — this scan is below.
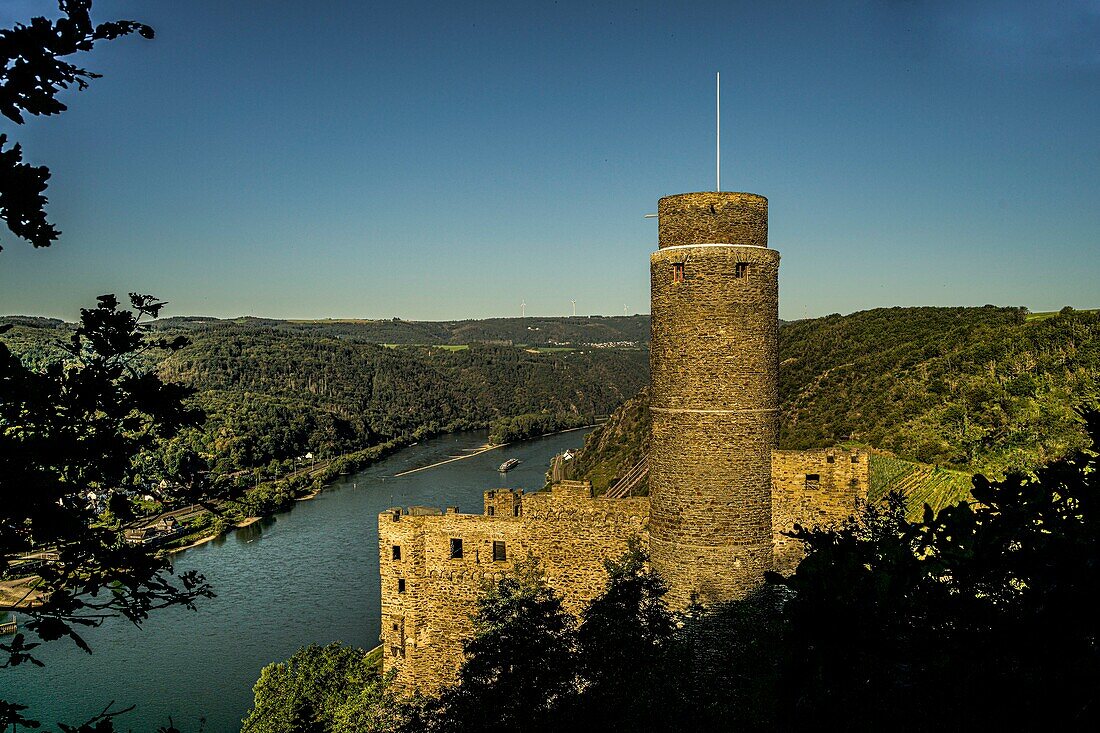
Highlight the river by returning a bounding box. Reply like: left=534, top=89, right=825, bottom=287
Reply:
left=5, top=428, right=591, bottom=731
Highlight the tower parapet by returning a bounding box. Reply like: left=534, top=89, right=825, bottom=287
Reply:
left=648, top=191, right=779, bottom=607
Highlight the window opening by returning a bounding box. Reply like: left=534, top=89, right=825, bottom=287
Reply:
left=735, top=262, right=749, bottom=278
left=450, top=538, right=464, bottom=559
left=493, top=541, right=507, bottom=562
left=513, top=505, right=521, bottom=517
left=487, top=506, right=495, bottom=516
left=391, top=545, right=401, bottom=561
left=397, top=578, right=406, bottom=593
left=851, top=455, right=860, bottom=463
left=805, top=473, right=820, bottom=487
left=826, top=454, right=835, bottom=464
left=673, top=262, right=685, bottom=283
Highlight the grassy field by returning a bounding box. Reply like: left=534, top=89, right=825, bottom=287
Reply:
left=869, top=453, right=975, bottom=517
left=1026, top=308, right=1098, bottom=321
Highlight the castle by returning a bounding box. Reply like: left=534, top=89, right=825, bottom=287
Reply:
left=378, top=192, right=868, bottom=692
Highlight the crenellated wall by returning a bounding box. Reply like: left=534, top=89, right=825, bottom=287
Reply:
left=379, top=481, right=649, bottom=693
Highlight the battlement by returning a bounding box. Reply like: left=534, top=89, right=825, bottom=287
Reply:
left=378, top=481, right=649, bottom=692
left=657, top=191, right=768, bottom=249
left=484, top=489, right=524, bottom=518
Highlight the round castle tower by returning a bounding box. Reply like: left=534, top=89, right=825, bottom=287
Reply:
left=648, top=191, right=780, bottom=607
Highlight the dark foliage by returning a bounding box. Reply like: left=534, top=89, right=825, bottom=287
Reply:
left=1, top=295, right=220, bottom=731
left=419, top=558, right=577, bottom=733
left=0, top=0, right=153, bottom=250
left=563, top=539, right=678, bottom=732
left=773, top=409, right=1100, bottom=730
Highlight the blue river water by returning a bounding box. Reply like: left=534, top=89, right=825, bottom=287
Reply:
left=4, top=428, right=591, bottom=731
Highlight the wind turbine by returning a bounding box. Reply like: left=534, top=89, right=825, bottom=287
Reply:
left=571, top=299, right=577, bottom=317
left=520, top=300, right=526, bottom=318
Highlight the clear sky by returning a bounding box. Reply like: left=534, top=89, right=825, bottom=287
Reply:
left=0, top=0, right=1097, bottom=321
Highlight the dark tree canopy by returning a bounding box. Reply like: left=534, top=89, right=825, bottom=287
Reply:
left=772, top=409, right=1100, bottom=730
left=1, top=295, right=222, bottom=731
left=0, top=0, right=153, bottom=251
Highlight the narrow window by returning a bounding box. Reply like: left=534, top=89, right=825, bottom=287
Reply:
left=397, top=578, right=406, bottom=593
left=735, top=262, right=749, bottom=278
left=850, top=478, right=860, bottom=489
left=391, top=545, right=401, bottom=561
left=487, top=506, right=495, bottom=516
left=805, top=473, right=820, bottom=487
left=851, top=455, right=860, bottom=463
left=392, top=622, right=399, bottom=631
left=826, top=454, right=835, bottom=464
left=493, top=541, right=507, bottom=562
left=673, top=262, right=685, bottom=283
left=450, top=538, right=463, bottom=559
left=513, top=505, right=521, bottom=517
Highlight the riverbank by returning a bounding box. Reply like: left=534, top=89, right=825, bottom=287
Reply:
left=167, top=516, right=262, bottom=555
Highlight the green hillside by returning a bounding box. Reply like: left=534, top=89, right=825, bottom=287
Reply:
left=573, top=305, right=1099, bottom=499
left=1, top=319, right=649, bottom=478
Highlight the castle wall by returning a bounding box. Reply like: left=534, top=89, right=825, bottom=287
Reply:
left=771, top=448, right=870, bottom=573
left=379, top=481, right=649, bottom=693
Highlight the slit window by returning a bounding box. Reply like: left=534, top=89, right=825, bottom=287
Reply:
left=450, top=538, right=464, bottom=559
left=391, top=545, right=401, bottom=561
left=513, top=505, right=521, bottom=517
left=805, top=473, right=820, bottom=488
left=673, top=262, right=685, bottom=283
left=493, top=541, right=507, bottom=562
left=735, top=262, right=750, bottom=278
left=487, top=506, right=495, bottom=516
left=397, top=578, right=406, bottom=593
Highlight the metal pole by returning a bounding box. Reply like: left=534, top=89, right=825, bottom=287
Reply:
left=716, top=71, right=721, bottom=192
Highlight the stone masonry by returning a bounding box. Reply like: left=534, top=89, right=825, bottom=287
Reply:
left=377, top=191, right=869, bottom=692
left=650, top=192, right=779, bottom=607
left=379, top=481, right=648, bottom=693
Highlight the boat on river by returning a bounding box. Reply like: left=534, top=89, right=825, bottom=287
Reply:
left=497, top=458, right=521, bottom=472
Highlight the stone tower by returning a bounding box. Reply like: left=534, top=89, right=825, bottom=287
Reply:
left=648, top=191, right=780, bottom=607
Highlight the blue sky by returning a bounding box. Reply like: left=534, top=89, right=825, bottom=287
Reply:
left=0, top=0, right=1097, bottom=321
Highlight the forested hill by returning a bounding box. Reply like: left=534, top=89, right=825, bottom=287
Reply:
left=573, top=306, right=1099, bottom=491
left=0, top=318, right=648, bottom=476
left=149, top=314, right=651, bottom=347
left=5, top=305, right=1096, bottom=482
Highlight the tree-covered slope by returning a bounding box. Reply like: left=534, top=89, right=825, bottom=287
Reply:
left=1, top=319, right=648, bottom=477
left=573, top=306, right=1099, bottom=492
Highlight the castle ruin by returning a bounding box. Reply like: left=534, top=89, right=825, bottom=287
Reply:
left=378, top=192, right=868, bottom=692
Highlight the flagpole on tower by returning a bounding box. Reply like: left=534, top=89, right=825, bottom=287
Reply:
left=716, top=71, right=721, bottom=192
